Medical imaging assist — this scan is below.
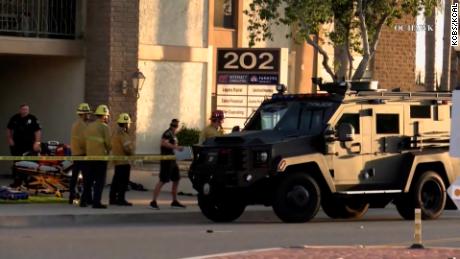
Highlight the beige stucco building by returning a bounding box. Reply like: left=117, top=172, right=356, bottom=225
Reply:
left=0, top=0, right=315, bottom=157
left=0, top=0, right=457, bottom=163
left=135, top=0, right=318, bottom=153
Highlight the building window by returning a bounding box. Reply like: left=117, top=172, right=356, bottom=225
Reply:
left=214, top=0, right=236, bottom=29
left=376, top=114, right=399, bottom=134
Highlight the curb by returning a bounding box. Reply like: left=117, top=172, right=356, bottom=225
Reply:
left=0, top=210, right=206, bottom=228
left=0, top=207, right=277, bottom=228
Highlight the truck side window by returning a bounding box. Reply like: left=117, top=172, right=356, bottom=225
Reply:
left=336, top=113, right=360, bottom=133
left=410, top=105, right=431, bottom=118
left=376, top=114, right=399, bottom=134
left=299, top=109, right=324, bottom=134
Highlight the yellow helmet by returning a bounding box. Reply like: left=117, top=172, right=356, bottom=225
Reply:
left=76, top=103, right=91, bottom=114
left=94, top=105, right=110, bottom=116
left=117, top=113, right=131, bottom=124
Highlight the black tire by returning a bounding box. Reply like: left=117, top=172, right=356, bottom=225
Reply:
left=322, top=194, right=369, bottom=219
left=198, top=193, right=246, bottom=222
left=273, top=174, right=321, bottom=223
left=321, top=194, right=343, bottom=219
left=396, top=171, right=446, bottom=220
left=395, top=194, right=413, bottom=219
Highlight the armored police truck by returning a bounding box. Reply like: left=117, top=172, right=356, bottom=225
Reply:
left=189, top=82, right=460, bottom=223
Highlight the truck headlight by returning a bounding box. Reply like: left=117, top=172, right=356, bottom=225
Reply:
left=207, top=152, right=217, bottom=163
left=203, top=183, right=211, bottom=195
left=255, top=151, right=269, bottom=163
left=244, top=174, right=253, bottom=182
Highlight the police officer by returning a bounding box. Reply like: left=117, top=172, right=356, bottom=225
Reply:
left=200, top=110, right=225, bottom=142
left=109, top=113, right=134, bottom=206
left=150, top=119, right=186, bottom=209
left=82, top=104, right=111, bottom=209
left=69, top=103, right=92, bottom=204
left=6, top=104, right=42, bottom=187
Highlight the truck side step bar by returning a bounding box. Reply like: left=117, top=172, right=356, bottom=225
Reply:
left=338, top=190, right=402, bottom=195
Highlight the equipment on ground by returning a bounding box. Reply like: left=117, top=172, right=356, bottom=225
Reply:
left=0, top=186, right=28, bottom=200
left=14, top=141, right=74, bottom=198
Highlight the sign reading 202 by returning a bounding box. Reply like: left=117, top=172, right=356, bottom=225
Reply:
left=217, top=48, right=280, bottom=73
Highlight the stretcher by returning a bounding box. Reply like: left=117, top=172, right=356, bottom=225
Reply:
left=14, top=141, right=75, bottom=197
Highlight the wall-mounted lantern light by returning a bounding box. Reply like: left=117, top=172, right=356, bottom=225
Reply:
left=122, top=69, right=146, bottom=99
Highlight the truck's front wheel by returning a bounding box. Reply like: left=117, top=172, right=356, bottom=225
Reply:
left=273, top=174, right=321, bottom=223
left=395, top=171, right=446, bottom=220
left=198, top=193, right=246, bottom=222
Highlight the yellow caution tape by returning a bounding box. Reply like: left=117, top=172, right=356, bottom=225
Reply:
left=0, top=155, right=177, bottom=161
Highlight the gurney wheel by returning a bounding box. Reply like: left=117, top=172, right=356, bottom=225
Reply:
left=55, top=191, right=62, bottom=198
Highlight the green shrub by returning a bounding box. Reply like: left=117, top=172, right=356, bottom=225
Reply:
left=176, top=124, right=201, bottom=146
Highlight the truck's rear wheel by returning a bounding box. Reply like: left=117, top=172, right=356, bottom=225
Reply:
left=198, top=193, right=246, bottom=222
left=273, top=174, right=321, bottom=223
left=322, top=194, right=369, bottom=219
left=395, top=171, right=446, bottom=220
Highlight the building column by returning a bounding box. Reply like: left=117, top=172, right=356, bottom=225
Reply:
left=85, top=0, right=139, bottom=135
left=293, top=41, right=314, bottom=93
left=85, top=0, right=111, bottom=107
left=108, top=0, right=140, bottom=135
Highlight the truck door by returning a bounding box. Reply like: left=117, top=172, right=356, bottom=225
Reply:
left=330, top=104, right=366, bottom=189
left=362, top=104, right=404, bottom=189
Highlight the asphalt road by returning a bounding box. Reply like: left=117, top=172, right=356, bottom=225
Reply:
left=1, top=206, right=460, bottom=259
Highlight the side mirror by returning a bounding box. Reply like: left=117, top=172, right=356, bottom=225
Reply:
left=323, top=124, right=336, bottom=142
left=337, top=123, right=355, bottom=142
left=231, top=125, right=240, bottom=132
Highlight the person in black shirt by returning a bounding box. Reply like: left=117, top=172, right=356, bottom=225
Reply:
left=6, top=104, right=42, bottom=187
left=150, top=118, right=186, bottom=209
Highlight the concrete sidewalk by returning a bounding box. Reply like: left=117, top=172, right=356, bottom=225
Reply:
left=0, top=165, right=200, bottom=228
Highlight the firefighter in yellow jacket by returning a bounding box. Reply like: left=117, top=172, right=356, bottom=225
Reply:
left=82, top=104, right=112, bottom=209
left=109, top=113, right=135, bottom=206
left=69, top=103, right=91, bottom=204
left=200, top=110, right=225, bottom=143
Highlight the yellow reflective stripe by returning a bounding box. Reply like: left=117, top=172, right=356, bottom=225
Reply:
left=86, top=136, right=104, bottom=143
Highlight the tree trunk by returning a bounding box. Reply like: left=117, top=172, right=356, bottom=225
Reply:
left=352, top=55, right=370, bottom=80
left=335, top=43, right=349, bottom=81
left=304, top=34, right=337, bottom=81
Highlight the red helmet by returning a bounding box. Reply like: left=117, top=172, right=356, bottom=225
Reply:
left=210, top=110, right=225, bottom=120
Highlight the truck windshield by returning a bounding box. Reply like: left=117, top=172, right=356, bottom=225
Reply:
left=260, top=103, right=288, bottom=130
left=244, top=100, right=338, bottom=134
